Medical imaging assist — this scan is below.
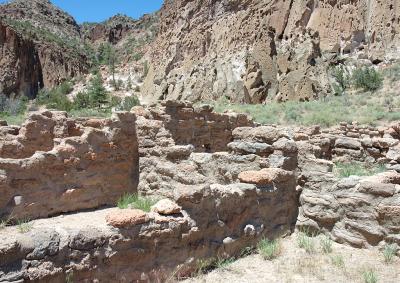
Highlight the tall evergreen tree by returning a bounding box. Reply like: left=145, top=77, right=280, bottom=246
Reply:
left=88, top=72, right=108, bottom=108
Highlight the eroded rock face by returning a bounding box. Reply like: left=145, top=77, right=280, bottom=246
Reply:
left=0, top=0, right=88, bottom=97
left=0, top=22, right=43, bottom=97
left=0, top=111, right=139, bottom=220
left=142, top=0, right=400, bottom=103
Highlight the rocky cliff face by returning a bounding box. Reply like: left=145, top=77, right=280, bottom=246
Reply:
left=141, top=0, right=400, bottom=103
left=0, top=22, right=43, bottom=98
left=82, top=13, right=158, bottom=45
left=0, top=0, right=88, bottom=97
left=0, top=0, right=159, bottom=98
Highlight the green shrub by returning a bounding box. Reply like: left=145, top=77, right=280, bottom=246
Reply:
left=117, top=193, right=157, bottom=212
left=115, top=96, right=140, bottom=111
left=87, top=73, right=108, bottom=108
left=0, top=94, right=28, bottom=116
left=258, top=238, right=281, bottom=260
left=73, top=92, right=91, bottom=109
left=36, top=85, right=73, bottom=112
left=331, top=65, right=350, bottom=95
left=352, top=67, right=383, bottom=92
left=132, top=52, right=144, bottom=61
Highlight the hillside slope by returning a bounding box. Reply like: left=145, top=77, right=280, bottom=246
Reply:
left=0, top=0, right=157, bottom=98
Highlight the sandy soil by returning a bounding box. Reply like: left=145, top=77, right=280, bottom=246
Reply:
left=183, top=233, right=400, bottom=283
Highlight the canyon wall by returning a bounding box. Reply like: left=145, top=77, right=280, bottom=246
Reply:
left=0, top=22, right=43, bottom=98
left=0, top=0, right=88, bottom=97
left=142, top=0, right=400, bottom=103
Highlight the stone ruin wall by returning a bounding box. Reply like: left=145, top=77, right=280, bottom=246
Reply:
left=0, top=111, right=139, bottom=220
left=290, top=122, right=400, bottom=248
left=1, top=101, right=400, bottom=281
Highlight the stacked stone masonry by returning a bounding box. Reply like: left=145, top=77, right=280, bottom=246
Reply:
left=1, top=102, right=400, bottom=282
left=0, top=111, right=139, bottom=220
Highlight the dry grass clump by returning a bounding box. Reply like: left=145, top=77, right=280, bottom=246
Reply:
left=362, top=269, right=378, bottom=283
left=320, top=236, right=333, bottom=254
left=195, top=256, right=236, bottom=275
left=383, top=244, right=397, bottom=264
left=330, top=254, right=345, bottom=268
left=297, top=230, right=316, bottom=254
left=16, top=219, right=33, bottom=233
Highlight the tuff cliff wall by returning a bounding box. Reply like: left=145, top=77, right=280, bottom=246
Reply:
left=0, top=0, right=88, bottom=97
left=0, top=22, right=43, bottom=98
left=0, top=111, right=139, bottom=220
left=142, top=0, right=400, bottom=103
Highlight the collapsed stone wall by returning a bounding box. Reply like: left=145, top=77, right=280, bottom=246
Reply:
left=0, top=111, right=139, bottom=220
left=288, top=122, right=400, bottom=248
left=0, top=171, right=298, bottom=282
left=290, top=122, right=400, bottom=166
left=135, top=100, right=254, bottom=153
left=133, top=101, right=299, bottom=197
left=1, top=102, right=400, bottom=281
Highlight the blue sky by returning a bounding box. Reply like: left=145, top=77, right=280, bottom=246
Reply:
left=0, top=0, right=164, bottom=23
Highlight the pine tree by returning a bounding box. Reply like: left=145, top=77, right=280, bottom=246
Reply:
left=88, top=72, right=108, bottom=108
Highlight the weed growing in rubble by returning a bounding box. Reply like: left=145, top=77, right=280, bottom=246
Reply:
left=320, top=236, right=333, bottom=254
left=330, top=254, right=345, bottom=268
left=383, top=244, right=397, bottom=264
left=195, top=256, right=235, bottom=275
left=297, top=229, right=316, bottom=254
left=0, top=215, right=13, bottom=230
left=335, top=162, right=386, bottom=178
left=362, top=269, right=378, bottom=283
left=16, top=219, right=33, bottom=233
left=258, top=238, right=281, bottom=260
left=117, top=193, right=157, bottom=212
left=0, top=220, right=7, bottom=230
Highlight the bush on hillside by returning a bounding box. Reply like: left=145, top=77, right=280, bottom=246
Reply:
left=115, top=96, right=140, bottom=111
left=0, top=94, right=28, bottom=116
left=36, top=81, right=74, bottom=111
left=73, top=92, right=91, bottom=109
left=331, top=65, right=350, bottom=96
left=352, top=67, right=383, bottom=91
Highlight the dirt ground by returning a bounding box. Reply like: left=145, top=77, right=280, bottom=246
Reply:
left=183, top=233, right=400, bottom=283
